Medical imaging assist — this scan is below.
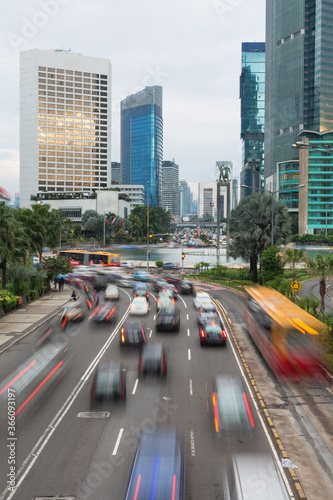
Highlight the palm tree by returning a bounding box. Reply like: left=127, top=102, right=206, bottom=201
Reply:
left=307, top=254, right=333, bottom=312
left=229, top=193, right=291, bottom=282
left=15, top=208, right=45, bottom=266
left=283, top=247, right=306, bottom=281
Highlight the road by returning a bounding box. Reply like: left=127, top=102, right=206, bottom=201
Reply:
left=0, top=281, right=332, bottom=499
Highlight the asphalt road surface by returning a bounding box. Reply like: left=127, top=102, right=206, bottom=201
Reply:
left=0, top=281, right=332, bottom=500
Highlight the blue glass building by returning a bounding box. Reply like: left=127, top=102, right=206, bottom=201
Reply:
left=239, top=42, right=265, bottom=199
left=121, top=86, right=163, bottom=206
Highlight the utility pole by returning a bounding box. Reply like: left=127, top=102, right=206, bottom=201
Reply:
left=147, top=181, right=150, bottom=272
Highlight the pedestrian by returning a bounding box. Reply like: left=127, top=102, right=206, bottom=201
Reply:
left=54, top=277, right=58, bottom=291
left=59, top=277, right=65, bottom=291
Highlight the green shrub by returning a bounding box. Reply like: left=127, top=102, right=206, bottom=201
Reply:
left=155, top=260, right=164, bottom=268
left=29, top=290, right=36, bottom=300
left=0, top=289, right=19, bottom=313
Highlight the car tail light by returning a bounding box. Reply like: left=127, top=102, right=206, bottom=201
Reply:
left=61, top=317, right=68, bottom=328
left=212, top=392, right=219, bottom=432
left=243, top=392, right=255, bottom=428
left=200, top=330, right=205, bottom=338
left=121, top=327, right=124, bottom=333
left=106, top=307, right=115, bottom=320
left=89, top=307, right=100, bottom=319
left=121, top=334, right=125, bottom=343
left=222, top=329, right=227, bottom=338
left=134, top=292, right=137, bottom=297
left=86, top=299, right=92, bottom=309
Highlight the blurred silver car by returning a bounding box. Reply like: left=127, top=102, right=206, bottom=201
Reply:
left=223, top=453, right=289, bottom=500
left=130, top=297, right=149, bottom=316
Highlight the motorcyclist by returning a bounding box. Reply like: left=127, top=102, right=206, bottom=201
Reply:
left=71, top=290, right=77, bottom=301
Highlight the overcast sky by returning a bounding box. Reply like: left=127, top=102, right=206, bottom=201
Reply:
left=0, top=0, right=266, bottom=200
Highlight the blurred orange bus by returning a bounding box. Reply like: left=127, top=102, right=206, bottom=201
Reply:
left=59, top=250, right=120, bottom=267
left=243, top=286, right=325, bottom=380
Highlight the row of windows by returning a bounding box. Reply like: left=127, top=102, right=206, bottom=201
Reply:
left=38, top=66, right=107, bottom=77
left=38, top=107, right=107, bottom=115
left=38, top=183, right=107, bottom=189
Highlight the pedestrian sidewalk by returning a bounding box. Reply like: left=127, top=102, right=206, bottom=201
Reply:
left=0, top=286, right=71, bottom=354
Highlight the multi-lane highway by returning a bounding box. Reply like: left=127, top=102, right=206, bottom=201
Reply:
left=0, top=279, right=331, bottom=500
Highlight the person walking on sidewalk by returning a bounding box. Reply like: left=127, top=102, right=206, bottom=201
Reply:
left=59, top=277, right=65, bottom=291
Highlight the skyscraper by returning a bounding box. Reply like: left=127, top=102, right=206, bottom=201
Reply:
left=239, top=42, right=265, bottom=199
left=120, top=86, right=163, bottom=207
left=20, top=48, right=111, bottom=208
left=111, top=162, right=121, bottom=184
left=162, top=161, right=179, bottom=215
left=179, top=180, right=192, bottom=217
left=265, top=0, right=333, bottom=189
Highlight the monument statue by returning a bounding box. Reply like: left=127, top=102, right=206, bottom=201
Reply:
left=217, top=163, right=231, bottom=182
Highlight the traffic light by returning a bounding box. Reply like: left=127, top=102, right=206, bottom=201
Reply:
left=181, top=252, right=185, bottom=260
left=148, top=250, right=151, bottom=259
left=149, top=232, right=153, bottom=238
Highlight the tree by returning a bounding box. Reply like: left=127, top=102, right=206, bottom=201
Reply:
left=283, top=247, right=306, bottom=281
left=15, top=208, right=45, bottom=266
left=307, top=254, right=333, bottom=312
left=43, top=255, right=72, bottom=277
left=30, top=204, right=62, bottom=270
left=229, top=193, right=291, bottom=282
left=260, top=246, right=284, bottom=284
left=0, top=203, right=20, bottom=288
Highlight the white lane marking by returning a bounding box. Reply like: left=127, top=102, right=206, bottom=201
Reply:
left=188, top=348, right=191, bottom=360
left=177, top=295, right=187, bottom=308
left=0, top=305, right=132, bottom=500
left=189, top=379, right=193, bottom=395
left=186, top=314, right=189, bottom=320
left=214, top=298, right=295, bottom=499
left=190, top=430, right=196, bottom=456
left=187, top=328, right=190, bottom=337
left=149, top=329, right=153, bottom=338
left=132, top=379, right=139, bottom=395
left=112, top=428, right=124, bottom=455
left=228, top=317, right=231, bottom=323
left=153, top=314, right=156, bottom=320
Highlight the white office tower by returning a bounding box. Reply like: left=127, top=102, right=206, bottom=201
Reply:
left=20, top=49, right=111, bottom=208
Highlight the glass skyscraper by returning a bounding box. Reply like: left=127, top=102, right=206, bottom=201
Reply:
left=265, top=0, right=333, bottom=185
left=239, top=42, right=265, bottom=199
left=120, top=86, right=163, bottom=207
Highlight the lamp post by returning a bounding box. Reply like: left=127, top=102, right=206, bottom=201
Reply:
left=146, top=181, right=150, bottom=272
left=103, top=212, right=106, bottom=248
left=210, top=202, right=214, bottom=237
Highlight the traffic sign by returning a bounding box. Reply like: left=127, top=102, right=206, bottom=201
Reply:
left=290, top=280, right=302, bottom=293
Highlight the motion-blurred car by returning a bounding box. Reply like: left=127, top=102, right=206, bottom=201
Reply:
left=222, top=453, right=289, bottom=500
left=104, top=284, right=119, bottom=300
left=133, top=270, right=151, bottom=281
left=89, top=302, right=118, bottom=323
left=138, top=343, right=167, bottom=376
left=156, top=307, right=180, bottom=332
left=193, top=291, right=212, bottom=310
left=117, top=274, right=135, bottom=288
left=130, top=297, right=149, bottom=316
left=120, top=260, right=134, bottom=269
left=162, top=262, right=180, bottom=271
left=60, top=301, right=87, bottom=326
left=161, top=283, right=178, bottom=299
left=212, top=376, right=255, bottom=434
left=133, top=283, right=149, bottom=301
left=156, top=292, right=175, bottom=311
left=164, top=276, right=194, bottom=294
left=197, top=302, right=219, bottom=323
left=124, top=428, right=185, bottom=500
left=119, top=320, right=147, bottom=347
left=152, top=278, right=169, bottom=293
left=90, top=362, right=126, bottom=405
left=200, top=319, right=227, bottom=346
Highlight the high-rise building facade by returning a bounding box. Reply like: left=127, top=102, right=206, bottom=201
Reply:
left=20, top=49, right=111, bottom=208
left=179, top=180, right=192, bottom=217
left=265, top=0, right=333, bottom=189
left=111, top=162, right=122, bottom=184
left=120, top=86, right=163, bottom=207
left=240, top=42, right=265, bottom=199
left=162, top=161, right=179, bottom=215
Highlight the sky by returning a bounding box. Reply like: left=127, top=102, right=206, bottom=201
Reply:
left=0, top=0, right=266, bottom=201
